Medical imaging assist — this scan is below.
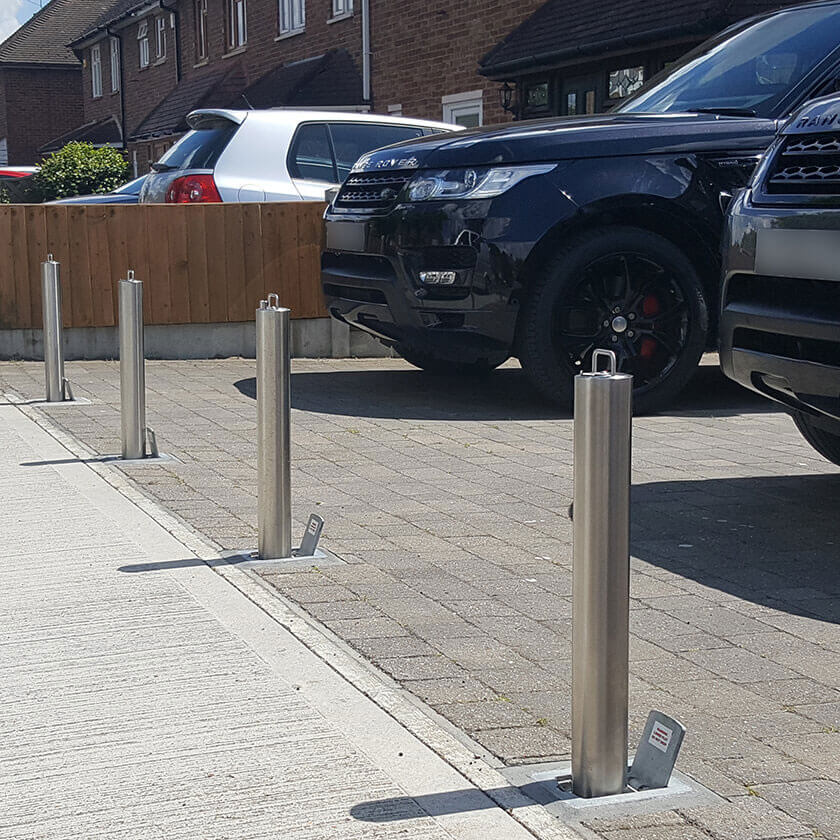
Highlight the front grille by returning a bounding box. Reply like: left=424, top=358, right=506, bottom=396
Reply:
left=766, top=133, right=840, bottom=194
left=333, top=170, right=413, bottom=213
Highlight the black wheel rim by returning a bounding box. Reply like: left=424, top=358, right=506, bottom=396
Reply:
left=551, top=251, right=690, bottom=392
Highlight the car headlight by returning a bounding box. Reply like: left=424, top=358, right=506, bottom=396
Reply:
left=406, top=164, right=556, bottom=201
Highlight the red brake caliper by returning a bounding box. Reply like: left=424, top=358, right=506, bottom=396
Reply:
left=640, top=294, right=660, bottom=360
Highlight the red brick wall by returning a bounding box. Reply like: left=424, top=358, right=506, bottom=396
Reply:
left=0, top=67, right=84, bottom=163
left=369, top=0, right=545, bottom=125
left=177, top=0, right=362, bottom=88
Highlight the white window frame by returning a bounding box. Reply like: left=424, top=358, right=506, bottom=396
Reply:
left=227, top=0, right=247, bottom=48
left=195, top=0, right=208, bottom=60
left=138, top=21, right=150, bottom=68
left=331, top=0, right=352, bottom=18
left=278, top=0, right=304, bottom=34
left=441, top=90, right=483, bottom=128
left=110, top=37, right=120, bottom=92
left=91, top=44, right=102, bottom=98
left=156, top=17, right=166, bottom=59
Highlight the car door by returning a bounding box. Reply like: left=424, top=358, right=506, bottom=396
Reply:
left=287, top=122, right=338, bottom=201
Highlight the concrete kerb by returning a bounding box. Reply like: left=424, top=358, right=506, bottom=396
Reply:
left=8, top=391, right=582, bottom=840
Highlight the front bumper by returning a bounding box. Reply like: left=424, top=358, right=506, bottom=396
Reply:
left=720, top=191, right=840, bottom=421
left=321, top=178, right=576, bottom=364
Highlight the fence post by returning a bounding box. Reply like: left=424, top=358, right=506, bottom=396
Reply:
left=41, top=254, right=66, bottom=402
left=571, top=349, right=633, bottom=798
left=257, top=294, right=292, bottom=560
left=119, top=271, right=146, bottom=460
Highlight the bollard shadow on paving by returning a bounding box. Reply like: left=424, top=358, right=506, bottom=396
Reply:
left=630, top=473, right=840, bottom=623
left=233, top=363, right=772, bottom=422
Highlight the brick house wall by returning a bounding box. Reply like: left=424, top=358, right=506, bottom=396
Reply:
left=369, top=0, right=545, bottom=125
left=0, top=67, right=83, bottom=163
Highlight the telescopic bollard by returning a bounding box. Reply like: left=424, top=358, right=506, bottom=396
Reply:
left=257, top=294, right=292, bottom=560
left=41, top=254, right=66, bottom=402
left=119, top=271, right=147, bottom=460
left=571, top=349, right=633, bottom=799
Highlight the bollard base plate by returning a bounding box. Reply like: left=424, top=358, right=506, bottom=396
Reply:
left=500, top=760, right=721, bottom=829
left=99, top=452, right=178, bottom=465
left=230, top=546, right=345, bottom=570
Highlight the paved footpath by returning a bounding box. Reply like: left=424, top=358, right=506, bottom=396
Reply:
left=0, top=401, right=564, bottom=840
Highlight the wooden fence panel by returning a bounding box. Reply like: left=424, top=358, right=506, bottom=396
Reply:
left=0, top=202, right=328, bottom=331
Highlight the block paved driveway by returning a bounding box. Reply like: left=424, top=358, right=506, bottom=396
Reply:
left=3, top=356, right=839, bottom=840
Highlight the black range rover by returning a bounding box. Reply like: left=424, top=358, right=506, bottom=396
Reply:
left=323, top=1, right=840, bottom=413
left=720, top=93, right=840, bottom=466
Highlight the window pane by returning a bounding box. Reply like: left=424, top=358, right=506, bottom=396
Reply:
left=157, top=122, right=238, bottom=170
left=585, top=90, right=596, bottom=113
left=609, top=66, right=644, bottom=99
left=289, top=123, right=335, bottom=181
left=454, top=112, right=479, bottom=128
left=566, top=92, right=577, bottom=115
left=329, top=123, right=424, bottom=180
left=526, top=82, right=549, bottom=108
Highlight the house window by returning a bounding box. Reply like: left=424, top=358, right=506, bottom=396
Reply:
left=332, top=0, right=351, bottom=17
left=278, top=0, right=304, bottom=33
left=138, top=21, right=150, bottom=68
left=442, top=90, right=483, bottom=128
left=91, top=45, right=102, bottom=98
left=110, top=38, right=120, bottom=92
left=608, top=66, right=645, bottom=99
left=156, top=17, right=167, bottom=59
left=227, top=0, right=247, bottom=48
left=195, top=0, right=208, bottom=60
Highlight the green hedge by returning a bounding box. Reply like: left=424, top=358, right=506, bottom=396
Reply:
left=32, top=142, right=130, bottom=202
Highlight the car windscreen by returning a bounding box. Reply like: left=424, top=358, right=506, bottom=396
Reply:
left=618, top=6, right=840, bottom=118
left=154, top=120, right=238, bottom=171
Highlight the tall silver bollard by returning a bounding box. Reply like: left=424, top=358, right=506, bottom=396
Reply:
left=41, top=254, right=66, bottom=402
left=257, top=294, right=292, bottom=560
left=119, top=271, right=146, bottom=460
left=571, top=349, right=632, bottom=799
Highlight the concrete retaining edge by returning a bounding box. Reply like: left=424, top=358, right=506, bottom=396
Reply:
left=0, top=317, right=395, bottom=360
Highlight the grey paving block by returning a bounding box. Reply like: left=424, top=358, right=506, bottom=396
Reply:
left=401, top=676, right=500, bottom=705
left=680, top=795, right=811, bottom=840
left=755, top=779, right=840, bottom=839
left=471, top=726, right=571, bottom=762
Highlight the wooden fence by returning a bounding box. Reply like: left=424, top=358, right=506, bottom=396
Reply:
left=0, top=202, right=327, bottom=331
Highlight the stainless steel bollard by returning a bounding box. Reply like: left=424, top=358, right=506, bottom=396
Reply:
left=571, top=349, right=633, bottom=799
left=119, top=271, right=146, bottom=460
left=257, top=294, right=292, bottom=560
left=41, top=254, right=66, bottom=402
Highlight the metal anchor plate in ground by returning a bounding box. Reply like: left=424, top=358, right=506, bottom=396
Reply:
left=500, top=760, right=721, bottom=829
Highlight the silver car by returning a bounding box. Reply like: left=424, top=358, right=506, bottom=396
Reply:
left=139, top=109, right=458, bottom=204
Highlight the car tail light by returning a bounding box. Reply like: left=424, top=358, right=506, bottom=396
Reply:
left=165, top=174, right=222, bottom=203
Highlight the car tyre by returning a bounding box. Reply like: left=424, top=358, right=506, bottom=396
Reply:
left=518, top=226, right=708, bottom=414
left=792, top=412, right=840, bottom=467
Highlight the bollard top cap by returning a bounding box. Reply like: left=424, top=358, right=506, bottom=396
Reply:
left=257, top=292, right=290, bottom=314
left=579, top=348, right=633, bottom=380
